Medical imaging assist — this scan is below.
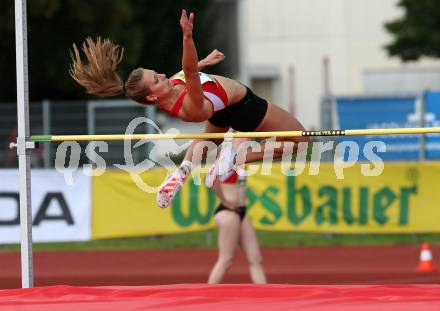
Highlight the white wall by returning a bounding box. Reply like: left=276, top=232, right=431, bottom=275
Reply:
left=238, top=0, right=440, bottom=129
left=364, top=68, right=440, bottom=94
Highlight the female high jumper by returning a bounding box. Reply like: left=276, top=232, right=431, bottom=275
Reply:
left=69, top=10, right=307, bottom=207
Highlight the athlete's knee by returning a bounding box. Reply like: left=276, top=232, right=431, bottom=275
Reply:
left=248, top=253, right=263, bottom=266
left=218, top=254, right=234, bottom=269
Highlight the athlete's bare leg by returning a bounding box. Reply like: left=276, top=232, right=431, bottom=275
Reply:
left=208, top=210, right=241, bottom=284
left=236, top=102, right=309, bottom=165
left=240, top=216, right=267, bottom=283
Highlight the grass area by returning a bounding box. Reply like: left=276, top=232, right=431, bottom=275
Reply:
left=1, top=231, right=440, bottom=252
left=258, top=231, right=440, bottom=247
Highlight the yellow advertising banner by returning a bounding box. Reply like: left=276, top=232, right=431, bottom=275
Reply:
left=248, top=162, right=439, bottom=233
left=92, top=168, right=217, bottom=239
left=92, top=162, right=440, bottom=239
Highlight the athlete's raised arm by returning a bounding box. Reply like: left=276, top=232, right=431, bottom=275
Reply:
left=179, top=10, right=212, bottom=120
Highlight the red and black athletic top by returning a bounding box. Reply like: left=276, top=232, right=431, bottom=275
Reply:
left=162, top=71, right=229, bottom=117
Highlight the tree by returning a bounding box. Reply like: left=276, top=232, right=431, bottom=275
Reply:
left=0, top=0, right=222, bottom=102
left=384, top=0, right=440, bottom=61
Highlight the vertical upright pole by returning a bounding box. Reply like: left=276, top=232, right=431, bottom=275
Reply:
left=14, top=0, right=34, bottom=288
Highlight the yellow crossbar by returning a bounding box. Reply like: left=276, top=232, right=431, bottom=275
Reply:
left=29, top=127, right=440, bottom=142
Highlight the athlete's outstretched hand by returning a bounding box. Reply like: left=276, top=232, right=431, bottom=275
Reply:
left=203, top=49, right=225, bottom=66
left=180, top=9, right=194, bottom=39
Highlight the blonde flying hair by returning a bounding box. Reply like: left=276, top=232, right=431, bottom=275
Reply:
left=69, top=37, right=151, bottom=104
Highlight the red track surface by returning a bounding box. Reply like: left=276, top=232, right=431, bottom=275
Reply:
left=1, top=245, right=439, bottom=289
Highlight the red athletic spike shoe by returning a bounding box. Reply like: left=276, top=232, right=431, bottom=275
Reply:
left=156, top=162, right=192, bottom=208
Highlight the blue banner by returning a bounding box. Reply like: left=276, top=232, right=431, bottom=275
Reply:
left=424, top=91, right=440, bottom=160
left=335, top=96, right=419, bottom=161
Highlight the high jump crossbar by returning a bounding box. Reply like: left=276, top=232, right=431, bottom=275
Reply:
left=30, top=127, right=440, bottom=142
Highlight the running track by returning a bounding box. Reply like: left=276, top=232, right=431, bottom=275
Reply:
left=1, top=244, right=439, bottom=288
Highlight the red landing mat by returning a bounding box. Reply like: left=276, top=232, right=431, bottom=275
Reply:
left=0, top=284, right=439, bottom=311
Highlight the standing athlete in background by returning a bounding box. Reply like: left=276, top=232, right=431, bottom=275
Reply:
left=208, top=138, right=267, bottom=284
